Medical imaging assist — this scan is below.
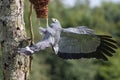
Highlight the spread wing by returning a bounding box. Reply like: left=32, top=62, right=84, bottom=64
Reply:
left=18, top=32, right=55, bottom=55
left=57, top=28, right=117, bottom=60
left=18, top=40, right=52, bottom=55
left=63, top=26, right=95, bottom=34
left=39, top=27, right=46, bottom=35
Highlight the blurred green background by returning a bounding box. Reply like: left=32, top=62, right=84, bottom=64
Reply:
left=0, top=0, right=120, bottom=80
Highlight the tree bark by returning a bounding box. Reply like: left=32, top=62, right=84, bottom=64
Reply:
left=0, top=0, right=31, bottom=80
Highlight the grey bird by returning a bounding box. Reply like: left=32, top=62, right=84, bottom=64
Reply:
left=18, top=18, right=118, bottom=61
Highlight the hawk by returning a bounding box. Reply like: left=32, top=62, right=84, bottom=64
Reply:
left=18, top=18, right=118, bottom=61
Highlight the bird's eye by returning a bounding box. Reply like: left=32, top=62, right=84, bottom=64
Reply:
left=52, top=18, right=58, bottom=23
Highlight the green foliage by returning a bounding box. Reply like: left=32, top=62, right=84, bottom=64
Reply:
left=96, top=49, right=120, bottom=80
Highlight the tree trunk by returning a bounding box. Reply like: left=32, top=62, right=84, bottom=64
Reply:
left=0, top=0, right=31, bottom=80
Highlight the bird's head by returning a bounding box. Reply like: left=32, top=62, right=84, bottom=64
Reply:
left=51, top=18, right=59, bottom=23
left=50, top=18, right=62, bottom=30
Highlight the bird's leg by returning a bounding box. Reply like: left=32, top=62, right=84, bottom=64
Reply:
left=46, top=18, right=49, bottom=27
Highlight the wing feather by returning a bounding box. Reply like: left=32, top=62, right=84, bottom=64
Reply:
left=101, top=44, right=115, bottom=53
left=101, top=37, right=117, bottom=43
left=100, top=48, right=113, bottom=56
left=63, top=26, right=95, bottom=34
left=102, top=40, right=117, bottom=49
left=57, top=31, right=117, bottom=60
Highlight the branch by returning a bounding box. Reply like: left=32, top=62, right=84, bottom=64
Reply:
left=28, top=3, right=34, bottom=45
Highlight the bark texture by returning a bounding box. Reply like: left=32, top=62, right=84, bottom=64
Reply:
left=0, top=0, right=30, bottom=80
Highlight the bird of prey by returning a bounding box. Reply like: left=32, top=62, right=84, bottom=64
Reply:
left=18, top=18, right=118, bottom=61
